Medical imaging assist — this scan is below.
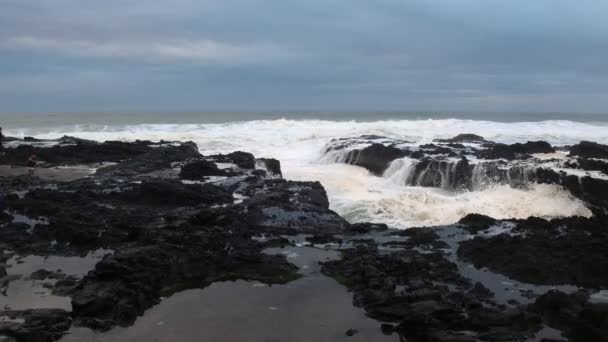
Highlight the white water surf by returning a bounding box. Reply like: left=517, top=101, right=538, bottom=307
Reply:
left=6, top=119, right=603, bottom=228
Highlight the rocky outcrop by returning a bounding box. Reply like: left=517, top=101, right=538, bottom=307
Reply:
left=179, top=160, right=226, bottom=180
left=530, top=290, right=608, bottom=342
left=458, top=216, right=608, bottom=288
left=0, top=139, right=157, bottom=165
left=339, top=143, right=408, bottom=175
left=569, top=141, right=608, bottom=159
left=0, top=137, right=353, bottom=336
left=257, top=158, right=282, bottom=177
left=0, top=309, right=71, bottom=342
left=322, top=243, right=541, bottom=342
left=210, top=151, right=256, bottom=169
left=434, top=133, right=488, bottom=143
left=411, top=157, right=471, bottom=190
left=476, top=141, right=554, bottom=160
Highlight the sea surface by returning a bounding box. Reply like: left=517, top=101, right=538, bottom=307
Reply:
left=3, top=111, right=608, bottom=228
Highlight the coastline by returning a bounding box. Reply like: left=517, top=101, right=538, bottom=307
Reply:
left=0, top=132, right=607, bottom=342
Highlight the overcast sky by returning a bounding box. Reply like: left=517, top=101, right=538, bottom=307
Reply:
left=1, top=0, right=608, bottom=114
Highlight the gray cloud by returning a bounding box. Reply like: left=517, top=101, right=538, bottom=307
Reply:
left=0, top=0, right=607, bottom=113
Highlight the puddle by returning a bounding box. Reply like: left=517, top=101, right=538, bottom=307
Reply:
left=0, top=249, right=112, bottom=311
left=59, top=246, right=397, bottom=342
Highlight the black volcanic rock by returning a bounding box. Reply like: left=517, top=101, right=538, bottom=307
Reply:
left=573, top=158, right=608, bottom=175
left=0, top=140, right=156, bottom=166
left=477, top=141, right=554, bottom=160
left=530, top=290, right=608, bottom=342
left=434, top=133, right=487, bottom=143
left=342, top=143, right=407, bottom=175
left=458, top=216, right=608, bottom=288
left=211, top=151, right=256, bottom=169
left=180, top=160, right=226, bottom=180
left=0, top=309, right=71, bottom=342
left=117, top=180, right=233, bottom=206
left=569, top=141, right=608, bottom=159
left=258, top=158, right=282, bottom=177
left=322, top=244, right=541, bottom=341
left=97, top=142, right=200, bottom=176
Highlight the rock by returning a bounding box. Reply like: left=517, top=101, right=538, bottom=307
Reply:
left=29, top=269, right=65, bottom=281
left=530, top=290, right=608, bottom=342
left=476, top=141, right=554, bottom=160
left=348, top=222, right=388, bottom=234
left=0, top=309, right=71, bottom=342
left=569, top=141, right=608, bottom=159
left=458, top=216, right=608, bottom=288
left=469, top=282, right=494, bottom=299
left=257, top=158, right=282, bottom=177
left=575, top=158, right=608, bottom=175
left=0, top=140, right=156, bottom=166
left=411, top=157, right=471, bottom=190
left=180, top=160, right=226, bottom=180
left=341, top=143, right=407, bottom=175
left=345, top=329, right=358, bottom=337
left=97, top=142, right=200, bottom=176
left=458, top=213, right=497, bottom=233
left=211, top=151, right=256, bottom=169
left=117, top=180, right=233, bottom=206
left=305, top=234, right=342, bottom=245
left=380, top=323, right=395, bottom=335
left=434, top=134, right=487, bottom=143
left=322, top=244, right=540, bottom=341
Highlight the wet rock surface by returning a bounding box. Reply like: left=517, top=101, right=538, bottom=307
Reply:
left=458, top=215, right=608, bottom=289
left=1, top=134, right=607, bottom=342
left=0, top=137, right=348, bottom=338
left=569, top=141, right=608, bottom=159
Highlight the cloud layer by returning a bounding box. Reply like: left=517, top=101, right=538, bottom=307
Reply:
left=1, top=0, right=607, bottom=113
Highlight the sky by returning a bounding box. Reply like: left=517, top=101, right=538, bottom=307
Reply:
left=1, top=0, right=608, bottom=114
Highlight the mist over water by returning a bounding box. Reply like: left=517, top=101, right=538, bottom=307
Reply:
left=5, top=117, right=605, bottom=228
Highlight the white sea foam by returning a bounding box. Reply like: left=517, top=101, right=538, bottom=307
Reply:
left=5, top=119, right=603, bottom=228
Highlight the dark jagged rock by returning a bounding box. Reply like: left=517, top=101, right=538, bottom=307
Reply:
left=322, top=244, right=541, bottom=341
left=0, top=309, right=71, bottom=342
left=532, top=167, right=608, bottom=216
left=0, top=127, right=3, bottom=150
left=210, top=151, right=256, bottom=169
left=458, top=213, right=497, bottom=233
left=257, top=158, right=282, bottom=177
left=117, top=180, right=233, bottom=207
left=30, top=269, right=65, bottom=281
left=412, top=157, right=470, bottom=190
left=97, top=142, right=200, bottom=176
left=179, top=160, right=226, bottom=180
left=229, top=179, right=348, bottom=233
left=458, top=216, right=608, bottom=288
left=573, top=158, right=608, bottom=175
left=0, top=140, right=156, bottom=166
left=530, top=290, right=608, bottom=342
left=347, top=222, right=388, bottom=234
left=477, top=141, right=554, bottom=160
left=71, top=235, right=299, bottom=330
left=434, top=134, right=488, bottom=143
left=340, top=143, right=407, bottom=175
left=569, top=141, right=608, bottom=159
left=305, top=234, right=342, bottom=245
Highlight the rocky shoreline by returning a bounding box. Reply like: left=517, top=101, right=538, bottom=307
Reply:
left=0, top=132, right=607, bottom=342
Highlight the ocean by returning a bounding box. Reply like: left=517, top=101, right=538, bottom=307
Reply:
left=3, top=111, right=608, bottom=228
